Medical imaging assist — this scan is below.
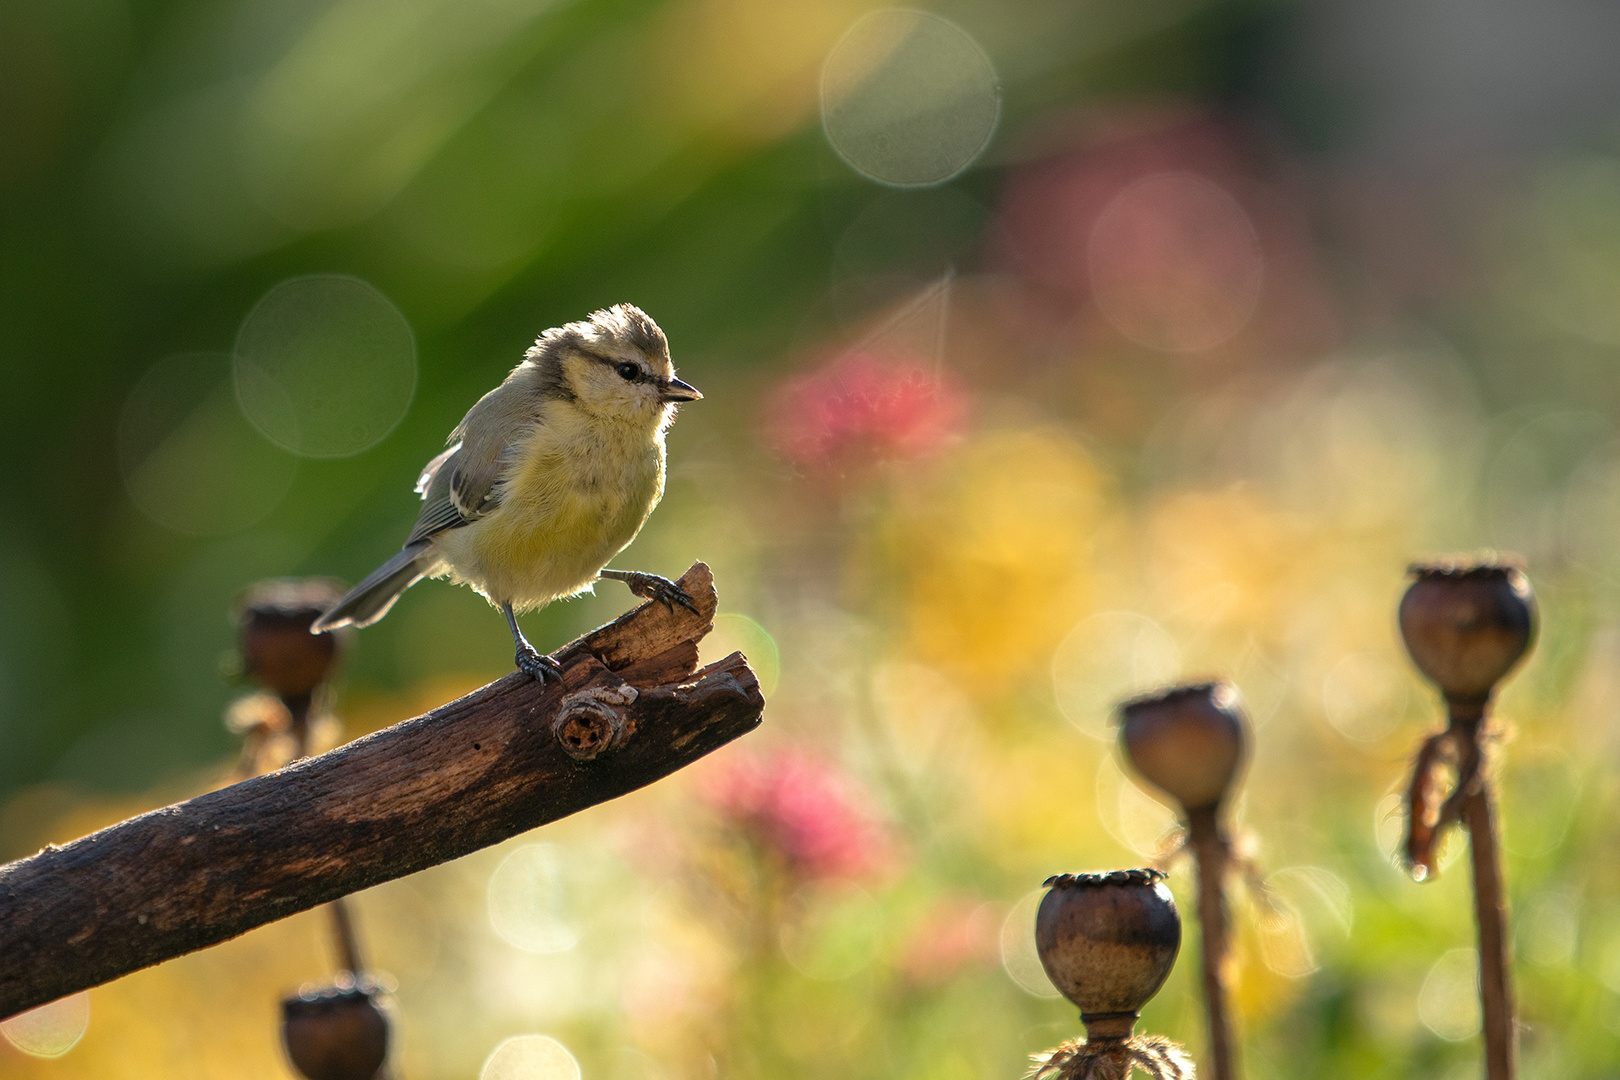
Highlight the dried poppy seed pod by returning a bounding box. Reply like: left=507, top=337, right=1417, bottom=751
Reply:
left=1119, top=682, right=1247, bottom=814
left=281, top=983, right=389, bottom=1080
left=1399, top=561, right=1535, bottom=706
left=1036, top=869, right=1181, bottom=1038
left=236, top=578, right=350, bottom=706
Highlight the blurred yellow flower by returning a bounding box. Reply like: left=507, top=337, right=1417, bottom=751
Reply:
left=879, top=428, right=1109, bottom=696
left=1143, top=487, right=1312, bottom=646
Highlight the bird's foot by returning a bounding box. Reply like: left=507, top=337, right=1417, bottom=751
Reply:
left=618, top=571, right=698, bottom=613
left=515, top=644, right=564, bottom=683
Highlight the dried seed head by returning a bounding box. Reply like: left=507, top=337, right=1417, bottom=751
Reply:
left=281, top=984, right=389, bottom=1080
left=1399, top=560, right=1535, bottom=705
left=1035, top=869, right=1181, bottom=1020
left=1118, top=683, right=1246, bottom=813
left=236, top=579, right=350, bottom=703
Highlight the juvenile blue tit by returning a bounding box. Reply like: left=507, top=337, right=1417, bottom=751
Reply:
left=311, top=304, right=701, bottom=681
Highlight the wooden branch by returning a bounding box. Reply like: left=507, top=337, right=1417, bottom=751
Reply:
left=0, top=563, right=763, bottom=1019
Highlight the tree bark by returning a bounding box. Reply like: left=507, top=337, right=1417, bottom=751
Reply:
left=0, top=562, right=762, bottom=1019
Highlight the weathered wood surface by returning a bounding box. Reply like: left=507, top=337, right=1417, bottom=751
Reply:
left=0, top=563, right=762, bottom=1019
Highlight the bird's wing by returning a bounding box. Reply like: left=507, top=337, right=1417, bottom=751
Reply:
left=405, top=460, right=474, bottom=545
left=405, top=445, right=477, bottom=546
left=403, top=374, right=540, bottom=547
left=415, top=444, right=460, bottom=496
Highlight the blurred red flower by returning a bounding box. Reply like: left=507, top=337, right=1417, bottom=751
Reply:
left=700, top=748, right=889, bottom=881
left=763, top=350, right=966, bottom=475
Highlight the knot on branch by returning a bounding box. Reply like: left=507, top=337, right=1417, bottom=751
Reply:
left=552, top=684, right=639, bottom=760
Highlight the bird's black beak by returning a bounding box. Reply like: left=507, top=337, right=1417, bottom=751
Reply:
left=660, top=377, right=702, bottom=402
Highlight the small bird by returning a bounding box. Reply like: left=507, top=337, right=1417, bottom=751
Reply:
left=311, top=304, right=701, bottom=682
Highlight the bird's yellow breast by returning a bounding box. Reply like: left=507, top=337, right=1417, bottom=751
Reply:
left=433, top=402, right=665, bottom=608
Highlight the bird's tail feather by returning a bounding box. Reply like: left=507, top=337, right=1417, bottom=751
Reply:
left=311, top=544, right=434, bottom=632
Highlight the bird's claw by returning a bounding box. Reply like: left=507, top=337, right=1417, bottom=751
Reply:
left=515, top=645, right=564, bottom=683
left=622, top=572, right=698, bottom=614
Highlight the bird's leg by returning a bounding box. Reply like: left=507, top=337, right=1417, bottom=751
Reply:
left=503, top=603, right=563, bottom=683
left=599, top=569, right=698, bottom=613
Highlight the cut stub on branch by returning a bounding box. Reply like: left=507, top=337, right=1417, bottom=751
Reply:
left=0, top=562, right=763, bottom=1019
left=552, top=681, right=639, bottom=760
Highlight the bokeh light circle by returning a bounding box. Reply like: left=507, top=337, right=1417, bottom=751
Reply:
left=998, top=888, right=1061, bottom=999
left=1088, top=172, right=1263, bottom=353
left=1418, top=948, right=1481, bottom=1041
left=1051, top=611, right=1182, bottom=740
left=487, top=843, right=581, bottom=954
left=1320, top=651, right=1407, bottom=742
left=118, top=352, right=298, bottom=535
left=1255, top=866, right=1353, bottom=979
left=480, top=1034, right=582, bottom=1080
left=234, top=274, right=416, bottom=458
left=778, top=879, right=883, bottom=981
left=698, top=613, right=780, bottom=696
left=820, top=9, right=1001, bottom=187
left=1095, top=754, right=1180, bottom=857
left=1, top=992, right=90, bottom=1058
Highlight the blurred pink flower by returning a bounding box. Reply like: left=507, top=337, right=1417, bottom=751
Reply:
left=763, top=350, right=966, bottom=474
left=700, top=749, right=889, bottom=880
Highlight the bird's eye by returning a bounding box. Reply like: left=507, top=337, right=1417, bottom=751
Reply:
left=615, top=362, right=640, bottom=382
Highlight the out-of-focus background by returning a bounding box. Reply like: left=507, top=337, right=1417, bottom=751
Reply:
left=4, top=0, right=1620, bottom=1075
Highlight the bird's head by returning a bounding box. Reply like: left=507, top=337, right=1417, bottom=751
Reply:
left=527, top=304, right=701, bottom=428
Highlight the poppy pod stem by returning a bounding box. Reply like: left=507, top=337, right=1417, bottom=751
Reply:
left=1398, top=559, right=1534, bottom=1080
left=234, top=577, right=385, bottom=1074
left=1463, top=764, right=1513, bottom=1080
left=1080, top=1011, right=1139, bottom=1042
left=1185, top=808, right=1234, bottom=1080
left=1435, top=695, right=1512, bottom=1080
left=274, top=666, right=369, bottom=985
left=1117, top=684, right=1246, bottom=1080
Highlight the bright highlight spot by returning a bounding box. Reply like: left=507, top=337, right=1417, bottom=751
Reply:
left=119, top=353, right=298, bottom=535
left=1373, top=791, right=1464, bottom=876
left=487, top=844, right=581, bottom=954
left=1418, top=948, right=1481, bottom=1041
left=820, top=9, right=1000, bottom=187
left=234, top=274, right=416, bottom=458
left=999, top=888, right=1061, bottom=999
left=480, top=1034, right=582, bottom=1080
left=1052, top=611, right=1181, bottom=740
left=699, top=613, right=780, bottom=696
left=1089, top=172, right=1262, bottom=353
left=1, top=992, right=90, bottom=1058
